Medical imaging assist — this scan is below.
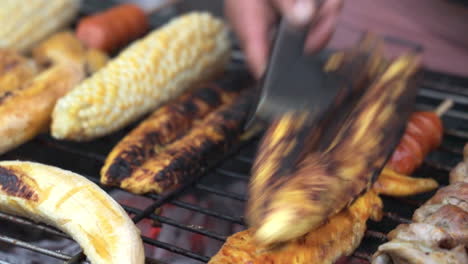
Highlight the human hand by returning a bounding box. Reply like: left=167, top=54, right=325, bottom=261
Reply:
left=225, top=0, right=343, bottom=79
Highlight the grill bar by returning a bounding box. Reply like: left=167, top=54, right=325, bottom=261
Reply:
left=123, top=206, right=228, bottom=241
left=0, top=235, right=71, bottom=261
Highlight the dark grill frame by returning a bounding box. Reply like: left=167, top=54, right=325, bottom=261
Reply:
left=1, top=1, right=468, bottom=263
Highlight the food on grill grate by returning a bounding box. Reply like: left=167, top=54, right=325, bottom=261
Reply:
left=372, top=143, right=468, bottom=264
left=101, top=73, right=250, bottom=187
left=0, top=50, right=39, bottom=95
left=209, top=165, right=438, bottom=264
left=387, top=111, right=445, bottom=175
left=51, top=12, right=231, bottom=141
left=0, top=161, right=144, bottom=264
left=76, top=4, right=150, bottom=53
left=0, top=0, right=81, bottom=53
left=247, top=52, right=421, bottom=246
left=373, top=168, right=438, bottom=196
left=0, top=32, right=108, bottom=155
left=209, top=190, right=383, bottom=264
left=106, top=90, right=253, bottom=194
left=450, top=144, right=468, bottom=184
left=32, top=31, right=109, bottom=73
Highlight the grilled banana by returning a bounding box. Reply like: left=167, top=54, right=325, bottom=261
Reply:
left=116, top=90, right=254, bottom=194
left=101, top=72, right=250, bottom=187
left=247, top=52, right=421, bottom=246
left=0, top=161, right=144, bottom=264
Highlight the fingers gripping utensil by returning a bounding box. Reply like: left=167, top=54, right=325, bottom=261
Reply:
left=245, top=17, right=350, bottom=129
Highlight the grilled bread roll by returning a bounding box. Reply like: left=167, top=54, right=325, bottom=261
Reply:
left=0, top=161, right=144, bottom=264
left=0, top=50, right=38, bottom=94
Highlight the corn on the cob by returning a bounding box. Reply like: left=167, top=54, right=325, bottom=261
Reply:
left=0, top=0, right=81, bottom=53
left=247, top=52, right=421, bottom=246
left=51, top=12, right=231, bottom=141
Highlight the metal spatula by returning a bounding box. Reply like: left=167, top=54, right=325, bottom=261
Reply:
left=245, top=18, right=350, bottom=129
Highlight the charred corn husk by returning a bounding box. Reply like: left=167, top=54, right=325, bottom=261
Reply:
left=247, top=50, right=421, bottom=246
left=117, top=91, right=253, bottom=194
left=101, top=72, right=251, bottom=186
left=51, top=12, right=231, bottom=141
left=0, top=0, right=81, bottom=52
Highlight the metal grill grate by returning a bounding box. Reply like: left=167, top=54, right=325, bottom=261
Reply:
left=1, top=1, right=468, bottom=264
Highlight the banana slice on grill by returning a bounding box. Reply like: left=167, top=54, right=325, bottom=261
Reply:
left=0, top=161, right=144, bottom=264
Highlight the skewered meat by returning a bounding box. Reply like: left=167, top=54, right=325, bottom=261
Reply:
left=76, top=4, right=150, bottom=53
left=101, top=72, right=250, bottom=187
left=0, top=161, right=144, bottom=264
left=372, top=143, right=468, bottom=264
left=114, top=90, right=253, bottom=194
left=247, top=51, right=420, bottom=246
left=52, top=12, right=231, bottom=141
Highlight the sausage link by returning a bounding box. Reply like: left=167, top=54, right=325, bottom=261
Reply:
left=76, top=4, right=149, bottom=53
left=387, top=111, right=444, bottom=175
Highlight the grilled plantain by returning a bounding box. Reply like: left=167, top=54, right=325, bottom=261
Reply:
left=0, top=64, right=85, bottom=154
left=0, top=50, right=38, bottom=95
left=110, top=90, right=254, bottom=194
left=247, top=52, right=421, bottom=246
left=101, top=72, right=250, bottom=187
left=373, top=167, right=439, bottom=196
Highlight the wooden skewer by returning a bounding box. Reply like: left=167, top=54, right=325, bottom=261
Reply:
left=146, top=0, right=182, bottom=15
left=435, top=98, right=454, bottom=117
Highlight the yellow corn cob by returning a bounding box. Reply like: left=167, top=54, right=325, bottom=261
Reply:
left=0, top=0, right=81, bottom=53
left=51, top=12, right=231, bottom=141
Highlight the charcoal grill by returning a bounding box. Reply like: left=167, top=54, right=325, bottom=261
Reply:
left=1, top=1, right=468, bottom=263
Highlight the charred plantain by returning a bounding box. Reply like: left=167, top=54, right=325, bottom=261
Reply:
left=117, top=90, right=254, bottom=194
left=247, top=52, right=421, bottom=246
left=101, top=72, right=250, bottom=186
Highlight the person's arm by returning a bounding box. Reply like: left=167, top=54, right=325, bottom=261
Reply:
left=224, top=0, right=343, bottom=79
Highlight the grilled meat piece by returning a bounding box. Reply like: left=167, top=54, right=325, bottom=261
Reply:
left=209, top=190, right=383, bottom=264
left=247, top=53, right=421, bottom=246
left=451, top=162, right=467, bottom=184
left=373, top=167, right=438, bottom=196
left=372, top=146, right=468, bottom=264
left=101, top=72, right=249, bottom=186
left=373, top=242, right=467, bottom=264
left=116, top=91, right=253, bottom=194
